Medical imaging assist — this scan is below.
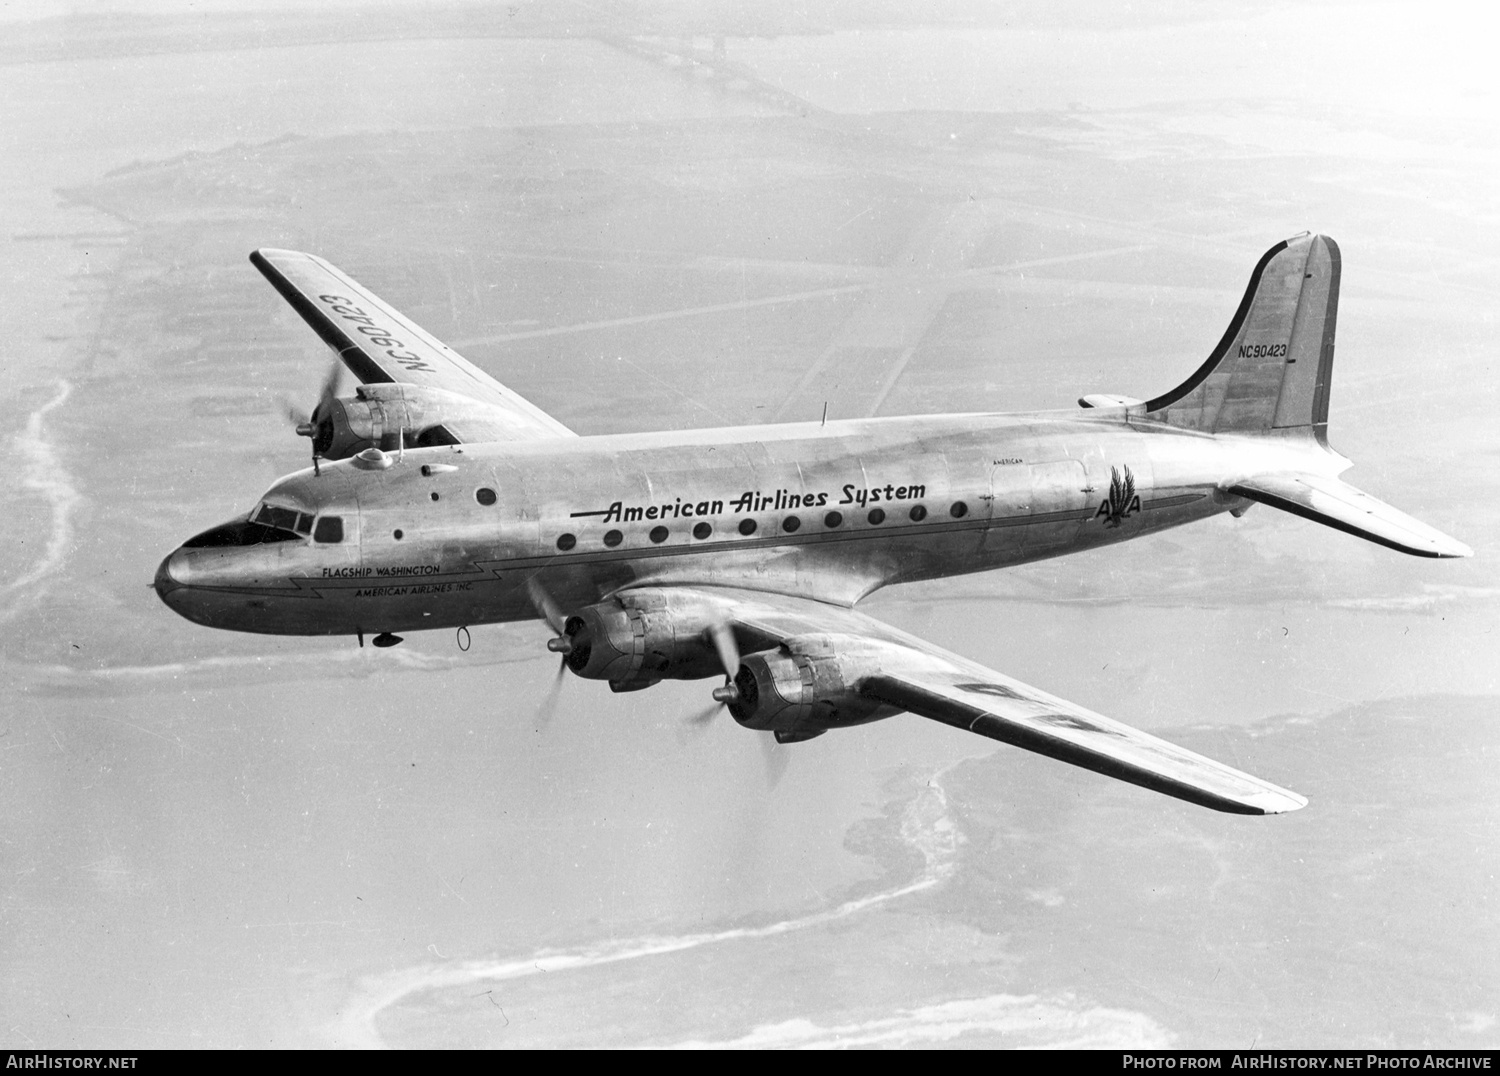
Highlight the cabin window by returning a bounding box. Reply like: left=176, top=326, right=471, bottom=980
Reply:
left=909, top=505, right=927, bottom=522
left=950, top=501, right=968, bottom=518
left=314, top=516, right=344, bottom=544
left=649, top=526, right=669, bottom=544
left=692, top=522, right=712, bottom=540
left=868, top=508, right=886, bottom=525
left=738, top=519, right=757, bottom=536
left=824, top=511, right=843, bottom=528
left=556, top=533, right=576, bottom=551
left=475, top=488, right=497, bottom=506
left=603, top=529, right=623, bottom=547
left=783, top=515, right=801, bottom=533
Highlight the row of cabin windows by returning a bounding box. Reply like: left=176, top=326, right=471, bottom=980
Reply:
left=469, top=488, right=967, bottom=527
left=544, top=501, right=970, bottom=551
left=254, top=493, right=971, bottom=549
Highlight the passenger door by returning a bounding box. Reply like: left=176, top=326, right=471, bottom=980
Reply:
left=1022, top=459, right=1088, bottom=553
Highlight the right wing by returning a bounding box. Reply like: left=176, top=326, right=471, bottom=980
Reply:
left=251, top=248, right=575, bottom=443
left=618, top=586, right=1307, bottom=815
left=858, top=668, right=1306, bottom=816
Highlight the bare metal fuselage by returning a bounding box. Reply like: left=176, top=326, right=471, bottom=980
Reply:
left=149, top=234, right=1470, bottom=815
left=156, top=408, right=1317, bottom=639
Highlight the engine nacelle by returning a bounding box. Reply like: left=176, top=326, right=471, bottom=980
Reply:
left=307, top=383, right=484, bottom=460
left=726, top=636, right=889, bottom=739
left=560, top=599, right=724, bottom=686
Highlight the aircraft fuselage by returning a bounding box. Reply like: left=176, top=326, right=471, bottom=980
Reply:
left=154, top=408, right=1324, bottom=641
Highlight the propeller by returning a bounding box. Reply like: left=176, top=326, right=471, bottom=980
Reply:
left=704, top=627, right=787, bottom=786
left=681, top=698, right=722, bottom=734
left=527, top=577, right=572, bottom=727
left=527, top=577, right=567, bottom=638
left=535, top=657, right=567, bottom=729
left=760, top=732, right=789, bottom=789
left=684, top=620, right=742, bottom=732
left=288, top=355, right=342, bottom=475
left=707, top=621, right=740, bottom=693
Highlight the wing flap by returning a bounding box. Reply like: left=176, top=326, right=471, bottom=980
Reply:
left=251, top=248, right=575, bottom=443
left=1229, top=473, right=1470, bottom=558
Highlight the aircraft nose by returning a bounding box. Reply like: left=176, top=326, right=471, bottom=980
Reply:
left=153, top=549, right=186, bottom=603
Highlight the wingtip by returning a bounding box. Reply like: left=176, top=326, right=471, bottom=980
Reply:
left=1437, top=537, right=1474, bottom=559
left=249, top=247, right=315, bottom=265
left=1413, top=533, right=1473, bottom=558
left=1248, top=788, right=1309, bottom=815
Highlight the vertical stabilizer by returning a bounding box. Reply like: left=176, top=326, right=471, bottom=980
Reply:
left=1146, top=233, right=1340, bottom=435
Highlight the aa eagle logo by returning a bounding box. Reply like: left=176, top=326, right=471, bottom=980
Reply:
left=1096, top=465, right=1141, bottom=527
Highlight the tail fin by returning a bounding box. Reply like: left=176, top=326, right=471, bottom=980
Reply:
left=1147, top=233, right=1339, bottom=435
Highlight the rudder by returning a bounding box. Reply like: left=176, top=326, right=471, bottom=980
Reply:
left=1146, top=233, right=1340, bottom=435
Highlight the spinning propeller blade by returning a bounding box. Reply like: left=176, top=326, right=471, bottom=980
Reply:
left=686, top=618, right=743, bottom=730
left=526, top=577, right=572, bottom=726
left=707, top=621, right=740, bottom=680
left=760, top=732, right=789, bottom=789
left=285, top=355, right=342, bottom=473
left=526, top=577, right=567, bottom=637
left=535, top=657, right=567, bottom=729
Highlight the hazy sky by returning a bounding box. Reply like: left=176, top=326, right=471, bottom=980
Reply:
left=3, top=0, right=1495, bottom=1050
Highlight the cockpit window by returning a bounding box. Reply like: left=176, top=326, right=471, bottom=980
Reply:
left=183, top=516, right=300, bottom=548
left=253, top=503, right=313, bottom=535
left=314, top=516, right=344, bottom=544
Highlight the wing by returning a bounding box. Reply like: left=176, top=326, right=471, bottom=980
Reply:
left=251, top=248, right=575, bottom=443
left=637, top=585, right=1306, bottom=815
left=857, top=671, right=1305, bottom=816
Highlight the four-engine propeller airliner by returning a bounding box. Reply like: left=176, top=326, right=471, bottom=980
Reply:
left=154, top=233, right=1470, bottom=815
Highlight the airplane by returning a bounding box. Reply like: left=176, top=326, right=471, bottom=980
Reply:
left=153, top=232, right=1470, bottom=816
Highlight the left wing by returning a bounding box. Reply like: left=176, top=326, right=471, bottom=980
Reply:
left=251, top=248, right=575, bottom=443
left=632, top=585, right=1306, bottom=815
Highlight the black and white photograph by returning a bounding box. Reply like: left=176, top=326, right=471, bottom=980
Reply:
left=2, top=0, right=1496, bottom=1052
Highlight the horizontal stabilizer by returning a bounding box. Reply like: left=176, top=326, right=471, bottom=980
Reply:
left=1228, top=474, right=1471, bottom=558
